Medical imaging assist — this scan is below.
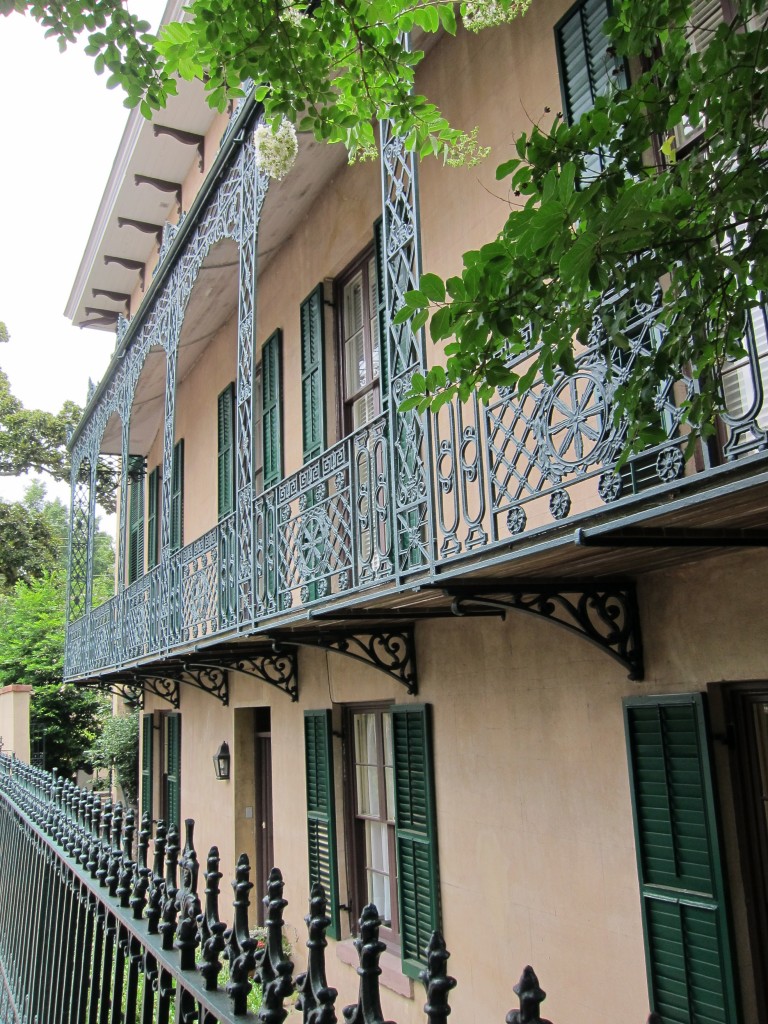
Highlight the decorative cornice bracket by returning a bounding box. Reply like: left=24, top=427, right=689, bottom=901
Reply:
left=153, top=125, right=205, bottom=173
left=282, top=625, right=417, bottom=694
left=430, top=579, right=644, bottom=681
left=134, top=175, right=182, bottom=214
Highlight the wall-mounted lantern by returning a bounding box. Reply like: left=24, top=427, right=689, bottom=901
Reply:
left=213, top=741, right=231, bottom=781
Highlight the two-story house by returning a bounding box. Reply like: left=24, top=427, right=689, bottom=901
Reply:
left=62, top=1, right=768, bottom=1021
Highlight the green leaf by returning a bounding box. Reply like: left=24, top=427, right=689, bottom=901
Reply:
left=419, top=273, right=446, bottom=303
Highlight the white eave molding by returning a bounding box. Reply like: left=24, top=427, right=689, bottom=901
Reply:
left=64, top=0, right=188, bottom=322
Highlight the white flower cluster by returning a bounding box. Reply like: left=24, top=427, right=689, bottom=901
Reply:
left=279, top=2, right=304, bottom=28
left=461, top=0, right=530, bottom=32
left=253, top=119, right=299, bottom=180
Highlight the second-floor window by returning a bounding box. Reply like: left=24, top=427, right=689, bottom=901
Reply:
left=147, top=467, right=160, bottom=570
left=339, top=250, right=381, bottom=432
left=171, top=440, right=184, bottom=553
left=218, top=383, right=235, bottom=519
left=127, top=456, right=145, bottom=585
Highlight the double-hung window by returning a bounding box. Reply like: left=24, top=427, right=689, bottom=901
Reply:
left=349, top=707, right=399, bottom=940
left=304, top=702, right=440, bottom=978
left=339, top=251, right=382, bottom=432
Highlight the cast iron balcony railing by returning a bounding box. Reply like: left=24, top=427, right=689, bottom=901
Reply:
left=0, top=754, right=562, bottom=1024
left=64, top=297, right=768, bottom=683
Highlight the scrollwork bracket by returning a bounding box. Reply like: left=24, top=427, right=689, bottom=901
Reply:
left=433, top=579, right=644, bottom=681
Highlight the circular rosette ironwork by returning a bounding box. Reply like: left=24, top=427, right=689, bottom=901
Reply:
left=299, top=506, right=331, bottom=576
left=549, top=489, right=572, bottom=520
left=506, top=505, right=527, bottom=534
left=598, top=471, right=622, bottom=503
left=655, top=446, right=684, bottom=482
left=537, top=370, right=618, bottom=477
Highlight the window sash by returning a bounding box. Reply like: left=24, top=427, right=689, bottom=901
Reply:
left=339, top=251, right=381, bottom=432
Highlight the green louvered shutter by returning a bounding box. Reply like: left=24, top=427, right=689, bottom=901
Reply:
left=147, top=467, right=160, bottom=570
left=171, top=440, right=184, bottom=553
left=127, top=460, right=145, bottom=585
left=373, top=218, right=389, bottom=412
left=141, top=714, right=154, bottom=824
left=262, top=330, right=283, bottom=489
left=301, top=286, right=326, bottom=462
left=165, top=714, right=181, bottom=831
left=391, top=703, right=440, bottom=978
left=624, top=694, right=740, bottom=1024
left=218, top=383, right=235, bottom=519
left=555, top=0, right=627, bottom=177
left=304, top=710, right=340, bottom=938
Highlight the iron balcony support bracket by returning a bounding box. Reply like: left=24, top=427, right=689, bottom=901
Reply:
left=176, top=665, right=229, bottom=706
left=282, top=625, right=417, bottom=694
left=130, top=671, right=181, bottom=709
left=77, top=677, right=145, bottom=708
left=430, top=579, right=644, bottom=681
left=196, top=646, right=298, bottom=702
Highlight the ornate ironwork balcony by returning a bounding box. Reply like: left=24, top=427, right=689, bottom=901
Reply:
left=64, top=299, right=768, bottom=683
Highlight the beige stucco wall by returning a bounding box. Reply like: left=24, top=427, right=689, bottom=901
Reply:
left=144, top=547, right=763, bottom=1024
left=0, top=685, right=31, bottom=762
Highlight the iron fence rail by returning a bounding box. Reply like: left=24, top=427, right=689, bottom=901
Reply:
left=0, top=755, right=555, bottom=1024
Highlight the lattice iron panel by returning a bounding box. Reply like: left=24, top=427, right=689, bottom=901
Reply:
left=90, top=597, right=118, bottom=671
left=431, top=293, right=701, bottom=561
left=123, top=574, right=153, bottom=663
left=67, top=458, right=91, bottom=622
left=380, top=119, right=433, bottom=577
left=168, top=529, right=221, bottom=645
left=353, top=416, right=394, bottom=585
left=276, top=441, right=354, bottom=610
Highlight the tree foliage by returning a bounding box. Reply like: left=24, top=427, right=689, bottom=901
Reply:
left=0, top=330, right=117, bottom=511
left=397, top=0, right=768, bottom=447
left=0, top=569, right=106, bottom=774
left=7, top=0, right=768, bottom=444
left=86, top=707, right=139, bottom=805
left=0, top=485, right=115, bottom=774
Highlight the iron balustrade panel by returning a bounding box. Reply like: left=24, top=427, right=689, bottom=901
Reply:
left=90, top=594, right=119, bottom=671
left=172, top=526, right=222, bottom=645
left=353, top=415, right=395, bottom=586
left=721, top=303, right=768, bottom=458
left=219, top=511, right=238, bottom=632
left=65, top=614, right=88, bottom=679
left=275, top=437, right=355, bottom=611
left=254, top=488, right=279, bottom=619
left=433, top=295, right=697, bottom=559
left=124, top=573, right=154, bottom=664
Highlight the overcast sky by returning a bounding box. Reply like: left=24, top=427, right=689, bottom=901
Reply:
left=0, top=3, right=164, bottom=507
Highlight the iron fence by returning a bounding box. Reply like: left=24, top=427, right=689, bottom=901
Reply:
left=0, top=754, right=554, bottom=1024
